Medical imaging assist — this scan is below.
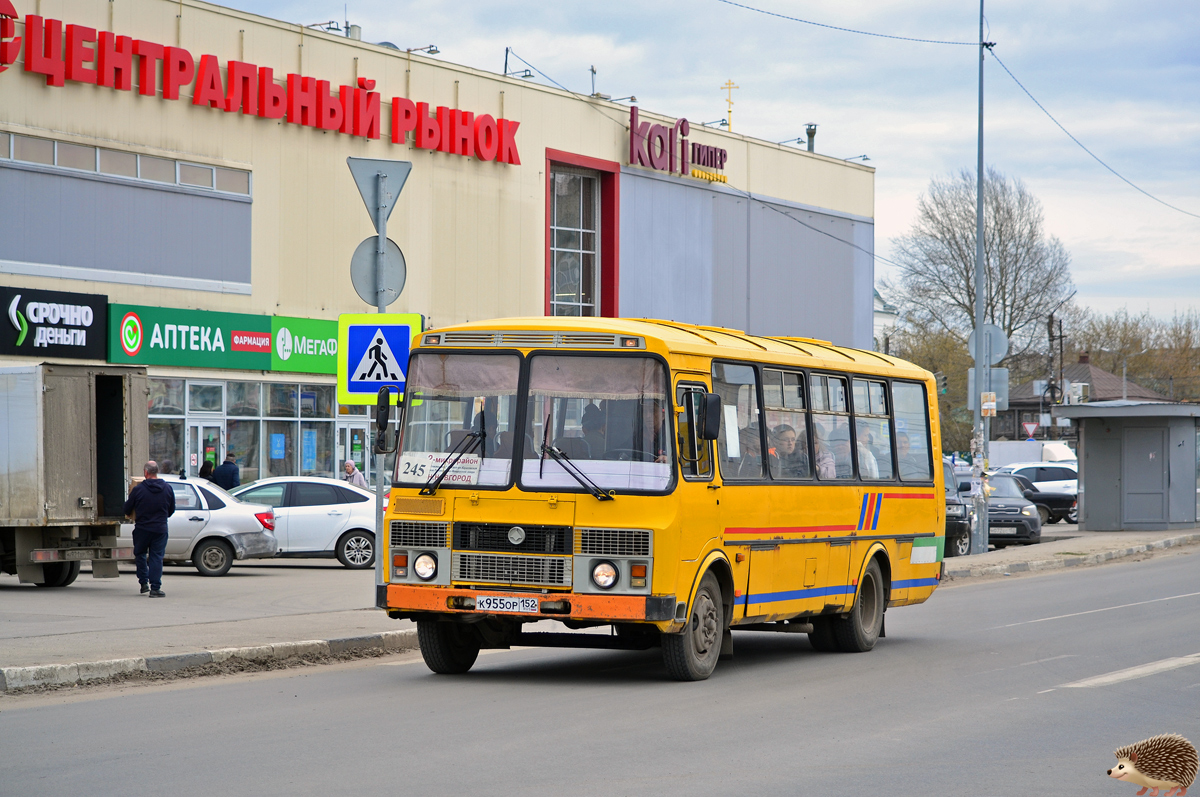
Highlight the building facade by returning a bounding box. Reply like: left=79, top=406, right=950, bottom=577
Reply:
left=0, top=0, right=875, bottom=483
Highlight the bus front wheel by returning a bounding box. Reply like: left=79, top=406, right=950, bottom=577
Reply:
left=417, top=620, right=481, bottom=674
left=662, top=571, right=724, bottom=681
left=833, top=559, right=884, bottom=652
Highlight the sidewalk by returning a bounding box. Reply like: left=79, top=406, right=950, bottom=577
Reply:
left=942, top=528, right=1200, bottom=579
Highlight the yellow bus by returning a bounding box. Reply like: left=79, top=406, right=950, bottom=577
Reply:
left=379, top=318, right=945, bottom=680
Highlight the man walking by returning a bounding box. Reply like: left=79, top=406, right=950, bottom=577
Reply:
left=123, top=461, right=175, bottom=598
left=343, top=460, right=368, bottom=489
left=211, top=454, right=240, bottom=490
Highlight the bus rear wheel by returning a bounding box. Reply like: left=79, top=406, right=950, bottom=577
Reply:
left=662, top=571, right=724, bottom=681
left=417, top=620, right=481, bottom=674
left=807, top=616, right=838, bottom=651
left=833, top=559, right=884, bottom=652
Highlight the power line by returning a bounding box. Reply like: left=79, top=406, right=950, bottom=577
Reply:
left=990, top=51, right=1200, bottom=221
left=504, top=48, right=631, bottom=129
left=715, top=0, right=977, bottom=46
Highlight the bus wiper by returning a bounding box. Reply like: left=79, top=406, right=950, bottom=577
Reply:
left=539, top=443, right=614, bottom=501
left=420, top=430, right=483, bottom=496
left=539, top=413, right=551, bottom=479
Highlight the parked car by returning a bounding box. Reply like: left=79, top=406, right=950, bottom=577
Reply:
left=1010, top=473, right=1077, bottom=525
left=984, top=474, right=1042, bottom=548
left=943, top=460, right=974, bottom=557
left=994, top=461, right=1078, bottom=495
left=119, top=475, right=277, bottom=576
left=231, top=477, right=376, bottom=568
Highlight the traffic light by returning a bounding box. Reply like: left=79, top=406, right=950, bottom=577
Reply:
left=935, top=372, right=948, bottom=394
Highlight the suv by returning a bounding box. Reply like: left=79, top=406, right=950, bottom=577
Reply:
left=943, top=460, right=973, bottom=557
left=995, top=461, right=1077, bottom=495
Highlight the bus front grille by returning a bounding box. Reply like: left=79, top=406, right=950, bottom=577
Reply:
left=452, top=552, right=572, bottom=587
left=390, top=521, right=450, bottom=549
left=453, top=523, right=571, bottom=554
left=576, top=528, right=652, bottom=557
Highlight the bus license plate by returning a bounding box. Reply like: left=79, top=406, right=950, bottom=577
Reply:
left=476, top=595, right=539, bottom=614
left=991, top=526, right=1017, bottom=535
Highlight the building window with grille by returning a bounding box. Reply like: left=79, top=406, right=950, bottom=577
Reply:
left=550, top=168, right=600, bottom=316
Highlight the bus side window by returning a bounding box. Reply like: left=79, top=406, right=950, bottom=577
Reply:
left=893, top=381, right=933, bottom=480
left=712, top=363, right=764, bottom=480
left=852, top=378, right=894, bottom=480
left=811, top=374, right=852, bottom=479
left=675, top=383, right=713, bottom=480
left=763, top=369, right=811, bottom=479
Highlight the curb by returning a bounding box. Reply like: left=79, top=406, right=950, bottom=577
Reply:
left=0, top=629, right=418, bottom=693
left=943, top=532, right=1200, bottom=580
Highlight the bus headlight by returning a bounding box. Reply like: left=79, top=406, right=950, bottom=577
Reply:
left=413, top=553, right=438, bottom=581
left=591, top=561, right=618, bottom=590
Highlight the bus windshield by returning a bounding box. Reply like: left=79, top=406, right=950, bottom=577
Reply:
left=394, top=353, right=520, bottom=487
left=520, top=355, right=674, bottom=493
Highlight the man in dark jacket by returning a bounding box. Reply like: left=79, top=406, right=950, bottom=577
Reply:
left=123, top=461, right=176, bottom=597
left=211, top=454, right=240, bottom=490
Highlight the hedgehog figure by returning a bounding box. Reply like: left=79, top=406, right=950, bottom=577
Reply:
left=1108, top=734, right=1198, bottom=796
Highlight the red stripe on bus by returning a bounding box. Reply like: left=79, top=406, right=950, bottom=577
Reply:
left=724, top=525, right=858, bottom=535
left=865, top=493, right=877, bottom=526
left=882, top=493, right=935, bottom=499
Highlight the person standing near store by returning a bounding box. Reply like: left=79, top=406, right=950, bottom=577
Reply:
left=211, top=454, right=240, bottom=490
left=343, top=460, right=368, bottom=489
left=123, top=461, right=175, bottom=597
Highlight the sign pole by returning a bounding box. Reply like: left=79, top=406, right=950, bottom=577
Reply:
left=373, top=170, right=388, bottom=590
left=970, top=0, right=990, bottom=556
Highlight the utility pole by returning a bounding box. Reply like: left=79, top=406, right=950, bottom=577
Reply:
left=970, top=0, right=993, bottom=556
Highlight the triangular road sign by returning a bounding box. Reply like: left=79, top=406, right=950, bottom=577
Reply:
left=351, top=328, right=405, bottom=383
left=1022, top=422, right=1039, bottom=438
left=347, top=158, right=412, bottom=233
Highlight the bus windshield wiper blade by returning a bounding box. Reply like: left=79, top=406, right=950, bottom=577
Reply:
left=419, top=431, right=483, bottom=496
left=539, top=444, right=614, bottom=501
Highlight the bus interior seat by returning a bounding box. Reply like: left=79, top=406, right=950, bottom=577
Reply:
left=553, top=437, right=592, bottom=460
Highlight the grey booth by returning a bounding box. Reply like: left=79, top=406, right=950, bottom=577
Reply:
left=1053, top=401, right=1200, bottom=531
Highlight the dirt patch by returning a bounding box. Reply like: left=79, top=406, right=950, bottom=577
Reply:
left=1, top=646, right=401, bottom=697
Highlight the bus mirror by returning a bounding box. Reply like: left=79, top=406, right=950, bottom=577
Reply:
left=698, top=393, right=722, bottom=440
left=375, top=387, right=392, bottom=432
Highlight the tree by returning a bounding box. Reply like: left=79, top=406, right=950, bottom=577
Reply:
left=889, top=322, right=974, bottom=452
left=888, top=167, right=1074, bottom=359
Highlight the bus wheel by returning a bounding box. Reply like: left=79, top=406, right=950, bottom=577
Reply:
left=417, top=620, right=481, bottom=674
left=662, top=571, right=724, bottom=681
left=807, top=617, right=838, bottom=651
left=833, top=559, right=884, bottom=652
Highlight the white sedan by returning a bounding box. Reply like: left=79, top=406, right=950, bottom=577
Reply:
left=231, top=477, right=378, bottom=568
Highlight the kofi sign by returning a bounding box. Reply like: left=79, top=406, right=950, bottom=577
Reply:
left=628, top=106, right=728, bottom=183
left=0, top=286, right=107, bottom=359
left=0, top=1, right=520, bottom=165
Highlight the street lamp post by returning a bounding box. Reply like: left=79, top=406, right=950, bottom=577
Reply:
left=970, top=0, right=993, bottom=555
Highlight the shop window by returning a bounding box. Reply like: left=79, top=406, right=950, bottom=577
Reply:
left=99, top=149, right=137, bottom=178
left=267, top=384, right=298, bottom=417
left=339, top=404, right=368, bottom=416
left=149, top=419, right=184, bottom=476
left=14, top=135, right=54, bottom=165
left=227, top=420, right=261, bottom=484
left=300, top=421, right=335, bottom=478
left=57, top=142, right=96, bottom=171
left=227, top=382, right=261, bottom=416
left=139, top=155, right=175, bottom=183
left=549, top=169, right=600, bottom=317
left=149, top=378, right=185, bottom=415
left=264, top=421, right=297, bottom=477
left=188, top=383, right=223, bottom=414
left=300, top=384, right=335, bottom=418
left=179, top=163, right=214, bottom=189
left=0, top=132, right=9, bottom=158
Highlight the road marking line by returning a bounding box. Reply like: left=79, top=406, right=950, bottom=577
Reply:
left=975, top=654, right=1076, bottom=675
left=1060, top=652, right=1200, bottom=688
left=991, top=590, right=1200, bottom=629
left=1037, top=689, right=1056, bottom=694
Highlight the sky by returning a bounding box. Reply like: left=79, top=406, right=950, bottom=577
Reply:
left=233, top=0, right=1200, bottom=318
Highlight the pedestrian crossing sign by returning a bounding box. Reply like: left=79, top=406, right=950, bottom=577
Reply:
left=336, top=313, right=424, bottom=405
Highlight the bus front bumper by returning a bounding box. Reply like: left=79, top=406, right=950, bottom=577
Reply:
left=378, top=584, right=676, bottom=624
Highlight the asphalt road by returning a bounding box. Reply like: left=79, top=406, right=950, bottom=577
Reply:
left=3, top=551, right=1198, bottom=796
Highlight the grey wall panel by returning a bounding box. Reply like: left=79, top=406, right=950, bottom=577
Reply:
left=619, top=169, right=872, bottom=347
left=1168, top=417, right=1196, bottom=523
left=0, top=165, right=251, bottom=284
left=618, top=173, right=713, bottom=323
left=1081, top=418, right=1122, bottom=530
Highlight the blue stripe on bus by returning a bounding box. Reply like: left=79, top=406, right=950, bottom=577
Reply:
left=872, top=494, right=883, bottom=530
left=739, top=584, right=857, bottom=605
left=857, top=495, right=870, bottom=530
left=892, top=578, right=939, bottom=589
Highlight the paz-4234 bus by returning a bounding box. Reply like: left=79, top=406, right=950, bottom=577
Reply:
left=378, top=318, right=945, bottom=681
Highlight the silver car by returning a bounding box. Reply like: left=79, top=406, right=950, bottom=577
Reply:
left=119, top=475, right=277, bottom=576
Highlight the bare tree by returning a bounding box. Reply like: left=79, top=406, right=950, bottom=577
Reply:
left=889, top=167, right=1074, bottom=358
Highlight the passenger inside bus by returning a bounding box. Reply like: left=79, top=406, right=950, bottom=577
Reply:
left=581, top=404, right=606, bottom=458
left=856, top=423, right=879, bottom=479
left=769, top=424, right=810, bottom=478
